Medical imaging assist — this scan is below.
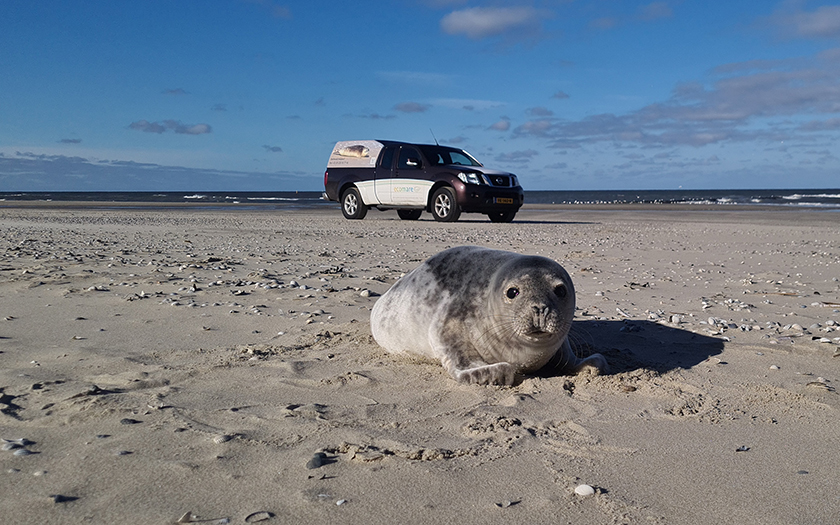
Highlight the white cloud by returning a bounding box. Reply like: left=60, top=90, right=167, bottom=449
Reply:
left=128, top=120, right=212, bottom=135
left=440, top=7, right=543, bottom=40
left=513, top=49, right=840, bottom=148
left=495, top=149, right=539, bottom=163
left=394, top=102, right=432, bottom=113
left=0, top=152, right=313, bottom=191
left=769, top=4, right=840, bottom=39
left=242, top=0, right=291, bottom=19
left=432, top=98, right=505, bottom=111
left=377, top=70, right=452, bottom=85
left=527, top=107, right=554, bottom=117
left=489, top=117, right=511, bottom=131
left=638, top=2, right=673, bottom=21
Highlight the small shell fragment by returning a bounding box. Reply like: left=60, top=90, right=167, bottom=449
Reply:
left=213, top=434, right=233, bottom=444
left=494, top=499, right=520, bottom=508
left=244, top=511, right=274, bottom=523
left=574, top=484, right=595, bottom=496
left=306, top=452, right=327, bottom=469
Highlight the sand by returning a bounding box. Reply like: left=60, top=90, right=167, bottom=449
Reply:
left=0, top=203, right=838, bottom=524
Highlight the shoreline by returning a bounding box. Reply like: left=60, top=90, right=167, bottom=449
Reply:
left=1, top=199, right=838, bottom=226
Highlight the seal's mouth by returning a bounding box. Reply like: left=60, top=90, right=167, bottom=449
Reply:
left=521, top=328, right=558, bottom=342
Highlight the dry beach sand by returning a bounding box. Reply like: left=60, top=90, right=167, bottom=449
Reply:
left=0, top=203, right=838, bottom=524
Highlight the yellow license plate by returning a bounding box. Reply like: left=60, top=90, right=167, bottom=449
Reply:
left=494, top=198, right=514, bottom=204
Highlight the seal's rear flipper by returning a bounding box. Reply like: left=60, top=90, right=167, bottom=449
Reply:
left=542, top=338, right=608, bottom=376
left=572, top=353, right=608, bottom=375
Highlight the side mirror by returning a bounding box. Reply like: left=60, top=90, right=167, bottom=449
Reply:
left=406, top=158, right=420, bottom=168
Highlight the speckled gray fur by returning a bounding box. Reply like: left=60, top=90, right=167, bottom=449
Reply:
left=370, top=246, right=607, bottom=385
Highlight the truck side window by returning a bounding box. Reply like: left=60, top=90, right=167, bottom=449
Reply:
left=379, top=147, right=395, bottom=169
left=398, top=147, right=422, bottom=169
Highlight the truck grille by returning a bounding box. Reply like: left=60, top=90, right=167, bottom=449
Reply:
left=488, top=175, right=511, bottom=187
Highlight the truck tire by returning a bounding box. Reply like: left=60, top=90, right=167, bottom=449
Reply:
left=341, top=187, right=367, bottom=220
left=397, top=209, right=422, bottom=221
left=488, top=210, right=516, bottom=223
left=431, top=187, right=461, bottom=222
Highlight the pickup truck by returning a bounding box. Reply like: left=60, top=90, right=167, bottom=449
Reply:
left=323, top=140, right=524, bottom=222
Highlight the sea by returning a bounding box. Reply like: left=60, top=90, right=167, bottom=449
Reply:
left=1, top=189, right=839, bottom=210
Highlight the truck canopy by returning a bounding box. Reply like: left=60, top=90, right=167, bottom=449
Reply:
left=327, top=140, right=384, bottom=169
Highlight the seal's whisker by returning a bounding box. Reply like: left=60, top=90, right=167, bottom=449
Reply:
left=567, top=324, right=596, bottom=359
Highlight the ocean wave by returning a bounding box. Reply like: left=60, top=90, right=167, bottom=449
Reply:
left=182, top=194, right=207, bottom=199
left=783, top=193, right=840, bottom=200
left=246, top=197, right=304, bottom=201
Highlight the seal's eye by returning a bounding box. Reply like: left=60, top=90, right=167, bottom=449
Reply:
left=554, top=284, right=567, bottom=299
left=506, top=287, right=519, bottom=299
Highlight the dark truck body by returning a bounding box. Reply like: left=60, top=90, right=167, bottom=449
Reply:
left=323, top=140, right=524, bottom=222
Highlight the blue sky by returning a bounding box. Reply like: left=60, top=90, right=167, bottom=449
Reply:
left=2, top=0, right=840, bottom=191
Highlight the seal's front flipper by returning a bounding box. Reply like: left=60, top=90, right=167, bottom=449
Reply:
left=453, top=362, right=516, bottom=385
left=439, top=350, right=516, bottom=385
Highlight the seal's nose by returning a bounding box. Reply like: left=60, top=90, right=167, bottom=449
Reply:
left=532, top=305, right=550, bottom=331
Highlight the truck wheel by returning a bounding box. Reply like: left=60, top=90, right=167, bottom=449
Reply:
left=488, top=210, right=516, bottom=223
left=431, top=187, right=461, bottom=222
left=341, top=187, right=367, bottom=220
left=397, top=209, right=422, bottom=221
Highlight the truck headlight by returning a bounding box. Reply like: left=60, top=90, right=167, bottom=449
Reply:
left=458, top=172, right=485, bottom=185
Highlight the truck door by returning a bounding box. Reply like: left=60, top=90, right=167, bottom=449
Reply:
left=373, top=146, right=396, bottom=204
left=392, top=146, right=429, bottom=206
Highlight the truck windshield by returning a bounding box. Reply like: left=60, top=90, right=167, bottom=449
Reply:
left=418, top=146, right=483, bottom=167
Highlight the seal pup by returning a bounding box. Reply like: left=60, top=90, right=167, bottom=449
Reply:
left=370, top=246, right=607, bottom=385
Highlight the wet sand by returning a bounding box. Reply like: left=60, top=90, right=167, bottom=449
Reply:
left=1, top=203, right=838, bottom=524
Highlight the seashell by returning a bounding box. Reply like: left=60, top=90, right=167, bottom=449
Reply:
left=50, top=494, right=78, bottom=503
left=769, top=365, right=779, bottom=370
left=306, top=452, right=327, bottom=469
left=244, top=511, right=274, bottom=523
left=494, top=499, right=520, bottom=508
left=336, top=499, right=346, bottom=506
left=359, top=289, right=371, bottom=297
left=2, top=438, right=33, bottom=449
left=213, top=434, right=232, bottom=444
left=176, top=512, right=196, bottom=523
left=574, top=484, right=595, bottom=496
left=13, top=448, right=35, bottom=456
